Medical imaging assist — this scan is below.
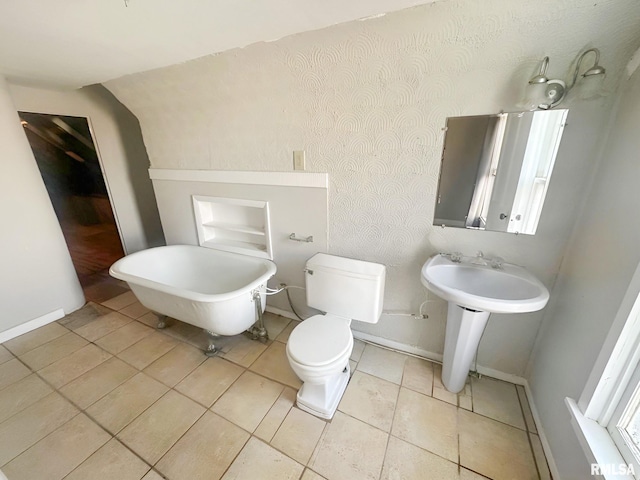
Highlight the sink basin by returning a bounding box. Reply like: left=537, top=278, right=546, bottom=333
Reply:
left=421, top=254, right=549, bottom=314
left=420, top=254, right=549, bottom=393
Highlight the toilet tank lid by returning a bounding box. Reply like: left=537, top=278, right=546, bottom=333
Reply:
left=306, top=253, right=385, bottom=280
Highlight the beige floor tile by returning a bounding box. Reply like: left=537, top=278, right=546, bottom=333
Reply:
left=472, top=376, right=525, bottom=430
left=356, top=344, right=407, bottom=384
left=60, top=357, right=138, bottom=409
left=381, top=436, right=459, bottom=480
left=271, top=407, right=326, bottom=465
left=220, top=334, right=268, bottom=367
left=138, top=312, right=160, bottom=328
left=517, top=385, right=538, bottom=433
left=249, top=341, right=302, bottom=389
left=349, top=359, right=357, bottom=374
left=117, top=331, right=179, bottom=370
left=85, top=281, right=129, bottom=304
left=338, top=371, right=399, bottom=432
left=391, top=388, right=458, bottom=462
left=119, top=301, right=151, bottom=319
left=175, top=357, right=244, bottom=407
left=0, top=345, right=14, bottom=365
left=160, top=319, right=207, bottom=349
left=460, top=468, right=490, bottom=479
left=433, top=363, right=458, bottom=405
left=65, top=438, right=150, bottom=480
left=118, top=390, right=205, bottom=464
left=458, top=381, right=473, bottom=410
left=255, top=387, right=297, bottom=442
left=310, top=411, right=388, bottom=480
left=459, top=394, right=473, bottom=410
left=433, top=387, right=458, bottom=405
left=3, top=414, right=110, bottom=480
left=0, top=358, right=31, bottom=391
left=301, top=469, right=327, bottom=480
left=350, top=339, right=366, bottom=362
left=96, top=322, right=155, bottom=355
left=0, top=374, right=53, bottom=424
left=142, top=471, right=164, bottom=480
left=275, top=320, right=299, bottom=344
left=86, top=372, right=169, bottom=434
left=4, top=322, right=68, bottom=355
left=59, top=302, right=113, bottom=331
left=38, top=344, right=112, bottom=389
left=530, top=432, right=552, bottom=480
left=102, top=291, right=138, bottom=310
left=263, top=313, right=292, bottom=340
left=212, top=371, right=284, bottom=432
left=217, top=332, right=252, bottom=353
left=156, top=411, right=249, bottom=480
left=74, top=312, right=132, bottom=342
left=402, top=356, right=433, bottom=396
left=459, top=409, right=537, bottom=480
left=222, top=437, right=303, bottom=480
left=19, top=332, right=88, bottom=370
left=0, top=392, right=78, bottom=465
left=143, top=342, right=206, bottom=387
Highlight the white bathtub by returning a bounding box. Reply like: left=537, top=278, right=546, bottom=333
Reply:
left=109, top=245, right=277, bottom=336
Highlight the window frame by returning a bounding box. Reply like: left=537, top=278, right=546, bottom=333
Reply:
left=567, top=261, right=640, bottom=479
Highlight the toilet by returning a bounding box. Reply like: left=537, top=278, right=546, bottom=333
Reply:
left=286, top=253, right=386, bottom=419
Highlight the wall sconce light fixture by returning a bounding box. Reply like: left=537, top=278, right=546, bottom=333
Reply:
left=524, top=48, right=606, bottom=110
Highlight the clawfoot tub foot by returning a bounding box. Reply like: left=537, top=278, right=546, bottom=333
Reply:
left=153, top=313, right=168, bottom=330
left=204, top=330, right=219, bottom=357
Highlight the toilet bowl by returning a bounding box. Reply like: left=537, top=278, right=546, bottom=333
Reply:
left=286, top=253, right=385, bottom=419
left=286, top=314, right=353, bottom=418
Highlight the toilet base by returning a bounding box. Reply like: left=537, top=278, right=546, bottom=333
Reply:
left=295, top=364, right=350, bottom=420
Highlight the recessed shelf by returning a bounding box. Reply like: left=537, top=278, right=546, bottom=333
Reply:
left=203, top=239, right=266, bottom=252
left=192, top=195, right=272, bottom=260
left=202, top=221, right=266, bottom=236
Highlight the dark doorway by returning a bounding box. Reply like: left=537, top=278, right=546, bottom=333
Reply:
left=19, top=112, right=125, bottom=292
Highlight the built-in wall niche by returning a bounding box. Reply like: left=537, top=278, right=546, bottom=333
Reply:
left=192, top=195, right=272, bottom=259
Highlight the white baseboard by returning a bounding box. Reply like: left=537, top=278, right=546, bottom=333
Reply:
left=0, top=308, right=65, bottom=344
left=352, top=330, right=528, bottom=386
left=352, top=330, right=443, bottom=362
left=475, top=365, right=527, bottom=387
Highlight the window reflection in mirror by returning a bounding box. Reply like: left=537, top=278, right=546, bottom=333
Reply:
left=434, top=109, right=568, bottom=235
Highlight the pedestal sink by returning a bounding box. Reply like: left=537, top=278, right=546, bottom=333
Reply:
left=421, top=253, right=549, bottom=393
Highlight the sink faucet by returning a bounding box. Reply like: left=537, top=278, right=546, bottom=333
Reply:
left=468, top=251, right=488, bottom=266
left=490, top=256, right=504, bottom=270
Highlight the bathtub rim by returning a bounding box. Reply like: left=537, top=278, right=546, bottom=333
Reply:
left=109, top=245, right=277, bottom=303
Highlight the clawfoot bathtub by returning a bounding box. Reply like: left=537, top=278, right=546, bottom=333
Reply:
left=109, top=245, right=277, bottom=354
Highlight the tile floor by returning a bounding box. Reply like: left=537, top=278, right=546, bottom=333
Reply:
left=0, top=282, right=553, bottom=480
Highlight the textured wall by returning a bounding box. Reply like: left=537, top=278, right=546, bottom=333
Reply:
left=105, top=0, right=640, bottom=376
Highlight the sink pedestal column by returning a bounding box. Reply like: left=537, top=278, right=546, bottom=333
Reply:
left=442, top=302, right=490, bottom=393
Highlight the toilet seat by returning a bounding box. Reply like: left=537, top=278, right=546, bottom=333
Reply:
left=287, top=314, right=352, bottom=367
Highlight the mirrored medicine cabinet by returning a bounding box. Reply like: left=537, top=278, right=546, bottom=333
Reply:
left=434, top=109, right=568, bottom=235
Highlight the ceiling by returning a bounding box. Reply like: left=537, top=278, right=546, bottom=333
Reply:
left=0, top=0, right=437, bottom=89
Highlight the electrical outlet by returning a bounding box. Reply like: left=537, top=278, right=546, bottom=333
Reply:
left=293, top=150, right=305, bottom=171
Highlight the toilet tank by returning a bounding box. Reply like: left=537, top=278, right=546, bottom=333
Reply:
left=305, top=253, right=385, bottom=324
